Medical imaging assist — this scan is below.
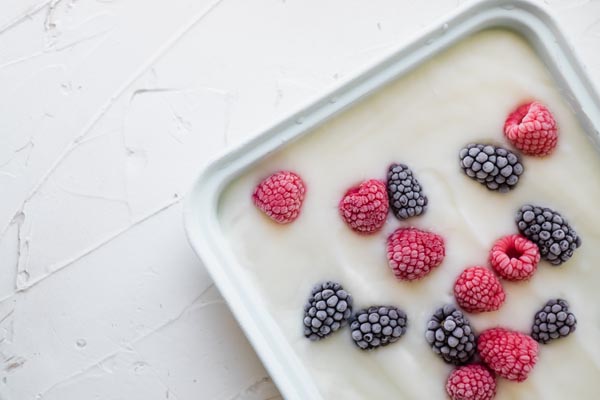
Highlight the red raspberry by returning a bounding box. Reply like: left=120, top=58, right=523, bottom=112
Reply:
left=504, top=101, right=558, bottom=156
left=252, top=171, right=306, bottom=224
left=478, top=328, right=538, bottom=382
left=446, top=364, right=497, bottom=400
left=490, top=234, right=540, bottom=281
left=454, top=267, right=505, bottom=313
left=386, top=227, right=445, bottom=281
left=339, top=179, right=389, bottom=234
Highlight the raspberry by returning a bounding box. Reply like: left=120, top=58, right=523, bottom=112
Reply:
left=252, top=171, right=306, bottom=224
left=454, top=267, right=506, bottom=313
left=339, top=179, right=389, bottom=234
left=425, top=305, right=476, bottom=365
left=504, top=101, right=558, bottom=156
left=490, top=234, right=540, bottom=281
left=386, top=227, right=445, bottom=281
left=478, top=328, right=538, bottom=382
left=446, top=365, right=496, bottom=400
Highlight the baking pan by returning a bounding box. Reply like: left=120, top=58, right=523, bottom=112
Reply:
left=184, top=1, right=600, bottom=399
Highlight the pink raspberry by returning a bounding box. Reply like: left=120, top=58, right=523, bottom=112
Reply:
left=504, top=101, right=558, bottom=156
left=386, top=227, right=445, bottom=281
left=490, top=235, right=540, bottom=281
left=454, top=267, right=505, bottom=313
left=478, top=328, right=538, bottom=382
left=446, top=364, right=497, bottom=400
left=339, top=179, right=389, bottom=234
left=252, top=171, right=306, bottom=224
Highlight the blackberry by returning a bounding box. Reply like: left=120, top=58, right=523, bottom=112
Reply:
left=350, top=305, right=407, bottom=350
left=459, top=143, right=524, bottom=192
left=516, top=204, right=581, bottom=265
left=303, top=281, right=353, bottom=340
left=386, top=163, right=428, bottom=220
left=425, top=305, right=476, bottom=365
left=532, top=299, right=577, bottom=344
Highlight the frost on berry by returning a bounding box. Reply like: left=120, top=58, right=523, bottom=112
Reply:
left=303, top=281, right=353, bottom=340
left=252, top=171, right=306, bottom=224
left=386, top=227, right=445, bottom=281
left=446, top=364, right=496, bottom=400
left=478, top=328, right=538, bottom=382
left=504, top=101, right=558, bottom=157
left=490, top=234, right=539, bottom=281
left=339, top=179, right=389, bottom=234
left=516, top=204, right=581, bottom=265
left=454, top=266, right=506, bottom=313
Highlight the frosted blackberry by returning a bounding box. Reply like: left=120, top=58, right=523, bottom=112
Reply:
left=532, top=299, right=577, bottom=344
left=516, top=204, right=581, bottom=265
left=386, top=163, right=428, bottom=220
left=425, top=304, right=476, bottom=365
left=350, top=306, right=407, bottom=350
left=303, top=281, right=353, bottom=341
left=459, top=143, right=524, bottom=192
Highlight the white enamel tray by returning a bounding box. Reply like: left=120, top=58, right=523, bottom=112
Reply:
left=184, top=1, right=600, bottom=398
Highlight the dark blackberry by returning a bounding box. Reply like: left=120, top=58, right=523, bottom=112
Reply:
left=350, top=305, right=407, bottom=350
left=532, top=299, right=577, bottom=344
left=425, top=304, right=476, bottom=365
left=303, top=281, right=353, bottom=340
left=386, top=163, right=428, bottom=220
left=459, top=143, right=524, bottom=192
left=516, top=204, right=581, bottom=265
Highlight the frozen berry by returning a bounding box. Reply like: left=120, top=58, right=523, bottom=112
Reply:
left=459, top=144, right=524, bottom=192
left=490, top=234, right=540, bottom=281
left=446, top=364, right=497, bottom=400
left=350, top=305, right=407, bottom=350
left=386, top=163, right=428, bottom=220
left=339, top=179, right=389, bottom=234
left=504, top=101, right=558, bottom=156
left=454, top=267, right=506, bottom=313
left=425, top=305, right=476, bottom=365
left=516, top=204, right=581, bottom=265
left=386, top=227, right=445, bottom=281
left=478, top=328, right=538, bottom=382
left=531, top=298, right=577, bottom=344
left=303, top=281, right=353, bottom=340
left=252, top=171, right=306, bottom=224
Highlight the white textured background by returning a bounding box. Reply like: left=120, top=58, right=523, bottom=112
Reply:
left=0, top=1, right=598, bottom=399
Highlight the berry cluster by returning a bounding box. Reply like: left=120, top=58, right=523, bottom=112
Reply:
left=338, top=163, right=429, bottom=235
left=303, top=282, right=409, bottom=351
left=250, top=100, right=582, bottom=399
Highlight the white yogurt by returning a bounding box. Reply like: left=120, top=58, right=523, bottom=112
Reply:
left=219, top=30, right=600, bottom=399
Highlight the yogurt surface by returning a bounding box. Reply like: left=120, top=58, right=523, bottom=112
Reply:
left=219, top=30, right=600, bottom=399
